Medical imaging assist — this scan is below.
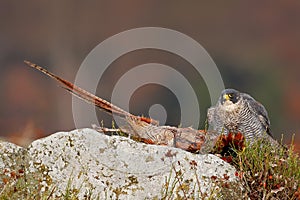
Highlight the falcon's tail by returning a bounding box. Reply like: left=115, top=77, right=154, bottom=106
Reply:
left=24, top=60, right=158, bottom=125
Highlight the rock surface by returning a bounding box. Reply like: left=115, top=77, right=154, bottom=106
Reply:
left=0, top=128, right=239, bottom=199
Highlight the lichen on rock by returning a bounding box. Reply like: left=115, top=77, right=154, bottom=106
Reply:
left=0, top=128, right=240, bottom=199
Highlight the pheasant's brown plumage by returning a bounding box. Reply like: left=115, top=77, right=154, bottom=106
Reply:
left=24, top=60, right=157, bottom=125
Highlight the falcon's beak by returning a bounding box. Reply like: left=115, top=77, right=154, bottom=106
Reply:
left=223, top=94, right=230, bottom=101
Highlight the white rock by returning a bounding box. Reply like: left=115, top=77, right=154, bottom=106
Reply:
left=27, top=128, right=238, bottom=199
left=0, top=140, right=24, bottom=170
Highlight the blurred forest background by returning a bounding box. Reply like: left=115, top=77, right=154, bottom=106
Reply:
left=0, top=1, right=299, bottom=152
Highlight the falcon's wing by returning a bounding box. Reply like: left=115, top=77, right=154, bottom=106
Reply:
left=241, top=93, right=273, bottom=137
left=207, top=107, right=215, bottom=125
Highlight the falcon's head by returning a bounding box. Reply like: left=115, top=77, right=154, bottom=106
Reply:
left=220, top=89, right=241, bottom=105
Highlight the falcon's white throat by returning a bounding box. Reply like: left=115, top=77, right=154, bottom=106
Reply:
left=222, top=100, right=240, bottom=112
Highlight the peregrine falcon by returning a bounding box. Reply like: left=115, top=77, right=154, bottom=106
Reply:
left=207, top=89, right=274, bottom=143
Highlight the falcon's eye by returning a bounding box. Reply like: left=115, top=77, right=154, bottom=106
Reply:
left=220, top=89, right=240, bottom=104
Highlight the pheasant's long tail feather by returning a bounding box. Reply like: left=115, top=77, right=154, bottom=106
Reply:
left=24, top=60, right=157, bottom=125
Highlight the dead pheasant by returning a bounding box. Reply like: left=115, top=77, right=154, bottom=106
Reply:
left=24, top=60, right=229, bottom=153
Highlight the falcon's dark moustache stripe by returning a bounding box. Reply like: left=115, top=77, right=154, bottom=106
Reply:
left=24, top=60, right=158, bottom=125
